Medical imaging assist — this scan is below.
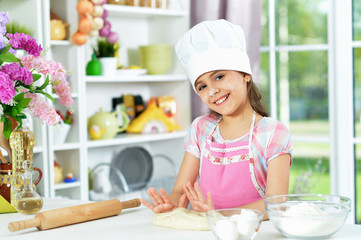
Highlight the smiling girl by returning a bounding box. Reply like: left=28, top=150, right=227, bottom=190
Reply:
left=140, top=19, right=293, bottom=219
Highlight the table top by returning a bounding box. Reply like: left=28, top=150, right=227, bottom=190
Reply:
left=1, top=198, right=361, bottom=240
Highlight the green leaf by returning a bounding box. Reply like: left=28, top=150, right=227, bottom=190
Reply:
left=13, top=92, right=25, bottom=102
left=35, top=90, right=54, bottom=102
left=37, top=75, right=50, bottom=90
left=10, top=106, right=18, bottom=116
left=3, top=118, right=12, bottom=139
left=32, top=73, right=42, bottom=81
left=0, top=44, right=11, bottom=55
left=15, top=98, right=31, bottom=113
left=0, top=52, right=20, bottom=63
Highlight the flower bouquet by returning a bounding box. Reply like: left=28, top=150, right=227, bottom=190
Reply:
left=0, top=12, right=73, bottom=154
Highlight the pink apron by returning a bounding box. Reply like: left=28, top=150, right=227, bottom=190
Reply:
left=199, top=112, right=264, bottom=209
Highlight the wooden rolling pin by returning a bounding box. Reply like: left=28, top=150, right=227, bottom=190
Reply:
left=8, top=198, right=141, bottom=232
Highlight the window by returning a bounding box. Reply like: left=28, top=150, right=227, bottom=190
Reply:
left=353, top=0, right=361, bottom=224
left=260, top=0, right=359, bottom=223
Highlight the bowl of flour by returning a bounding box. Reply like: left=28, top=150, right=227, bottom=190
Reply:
left=265, top=194, right=351, bottom=239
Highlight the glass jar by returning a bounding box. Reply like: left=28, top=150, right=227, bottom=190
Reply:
left=9, top=117, right=39, bottom=205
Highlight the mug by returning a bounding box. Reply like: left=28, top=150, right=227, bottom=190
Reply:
left=0, top=163, right=42, bottom=203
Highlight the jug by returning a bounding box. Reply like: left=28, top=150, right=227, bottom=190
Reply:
left=88, top=108, right=130, bottom=139
left=50, top=19, right=68, bottom=40
left=12, top=160, right=43, bottom=214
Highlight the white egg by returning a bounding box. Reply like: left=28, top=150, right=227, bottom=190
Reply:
left=215, top=219, right=240, bottom=240
left=236, top=211, right=259, bottom=238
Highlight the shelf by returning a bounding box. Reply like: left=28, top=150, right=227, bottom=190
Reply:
left=53, top=143, right=80, bottom=151
left=50, top=40, right=72, bottom=46
left=54, top=181, right=81, bottom=190
left=87, top=130, right=187, bottom=148
left=85, top=74, right=187, bottom=83
left=104, top=4, right=187, bottom=17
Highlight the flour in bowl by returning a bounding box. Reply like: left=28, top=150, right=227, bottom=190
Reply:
left=277, top=202, right=345, bottom=237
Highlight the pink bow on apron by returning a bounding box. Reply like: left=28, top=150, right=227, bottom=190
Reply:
left=199, top=111, right=264, bottom=209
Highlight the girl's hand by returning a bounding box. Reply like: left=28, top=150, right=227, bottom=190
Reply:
left=140, top=187, right=188, bottom=213
left=183, top=181, right=214, bottom=212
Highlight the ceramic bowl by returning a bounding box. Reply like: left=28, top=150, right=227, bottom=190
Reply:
left=206, top=208, right=264, bottom=240
left=138, top=44, right=172, bottom=74
left=265, top=194, right=351, bottom=239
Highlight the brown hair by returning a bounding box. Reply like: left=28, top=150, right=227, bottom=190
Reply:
left=209, top=74, right=269, bottom=117
left=247, top=78, right=269, bottom=117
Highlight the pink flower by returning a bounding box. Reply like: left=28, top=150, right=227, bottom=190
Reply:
left=0, top=62, right=33, bottom=85
left=0, top=72, right=15, bottom=104
left=24, top=92, right=60, bottom=125
left=6, top=33, right=42, bottom=57
left=20, top=55, right=73, bottom=107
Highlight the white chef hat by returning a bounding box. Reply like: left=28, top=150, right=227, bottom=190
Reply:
left=175, top=19, right=252, bottom=92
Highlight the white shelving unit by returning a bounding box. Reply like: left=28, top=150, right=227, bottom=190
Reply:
left=40, top=0, right=191, bottom=201
left=1, top=0, right=50, bottom=198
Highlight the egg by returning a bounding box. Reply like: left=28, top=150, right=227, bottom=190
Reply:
left=231, top=211, right=259, bottom=239
left=215, top=219, right=239, bottom=240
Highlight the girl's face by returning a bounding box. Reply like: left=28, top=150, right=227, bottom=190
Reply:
left=194, top=70, right=251, bottom=116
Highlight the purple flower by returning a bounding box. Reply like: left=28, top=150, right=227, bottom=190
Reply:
left=0, top=12, right=9, bottom=36
left=0, top=12, right=9, bottom=25
left=6, top=32, right=43, bottom=57
left=0, top=36, right=6, bottom=49
left=0, top=62, right=33, bottom=85
left=0, top=72, right=16, bottom=104
left=0, top=25, right=6, bottom=36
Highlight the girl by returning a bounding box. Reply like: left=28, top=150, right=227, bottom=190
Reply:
left=140, top=19, right=292, bottom=219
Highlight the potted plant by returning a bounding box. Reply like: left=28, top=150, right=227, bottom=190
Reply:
left=93, top=37, right=119, bottom=76
left=53, top=110, right=73, bottom=145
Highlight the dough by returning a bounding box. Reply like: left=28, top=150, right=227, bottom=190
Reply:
left=152, top=208, right=210, bottom=231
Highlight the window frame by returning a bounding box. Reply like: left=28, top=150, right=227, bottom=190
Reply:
left=262, top=0, right=356, bottom=223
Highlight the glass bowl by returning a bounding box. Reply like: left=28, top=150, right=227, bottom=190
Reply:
left=206, top=208, right=264, bottom=240
left=265, top=194, right=351, bottom=239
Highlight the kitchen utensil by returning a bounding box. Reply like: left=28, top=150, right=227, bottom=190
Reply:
left=89, top=162, right=130, bottom=201
left=110, top=147, right=153, bottom=191
left=141, top=154, right=178, bottom=202
left=87, top=107, right=129, bottom=139
left=12, top=160, right=43, bottom=215
left=206, top=208, right=263, bottom=240
left=8, top=198, right=141, bottom=232
left=50, top=19, right=68, bottom=40
left=265, top=194, right=351, bottom=239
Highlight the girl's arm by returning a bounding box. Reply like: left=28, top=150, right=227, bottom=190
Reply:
left=240, top=153, right=291, bottom=220
left=169, top=151, right=200, bottom=205
left=141, top=151, right=200, bottom=213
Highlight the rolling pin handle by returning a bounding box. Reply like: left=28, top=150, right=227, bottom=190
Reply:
left=121, top=198, right=141, bottom=210
left=8, top=217, right=41, bottom=232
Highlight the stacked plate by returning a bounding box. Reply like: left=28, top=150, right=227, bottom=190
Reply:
left=138, top=44, right=172, bottom=74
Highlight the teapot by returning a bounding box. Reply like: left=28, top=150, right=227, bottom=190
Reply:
left=88, top=108, right=129, bottom=139
left=50, top=19, right=68, bottom=40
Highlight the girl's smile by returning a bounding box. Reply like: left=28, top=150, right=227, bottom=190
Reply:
left=213, top=93, right=230, bottom=105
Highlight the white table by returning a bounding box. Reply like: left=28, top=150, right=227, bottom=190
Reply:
left=1, top=198, right=361, bottom=240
